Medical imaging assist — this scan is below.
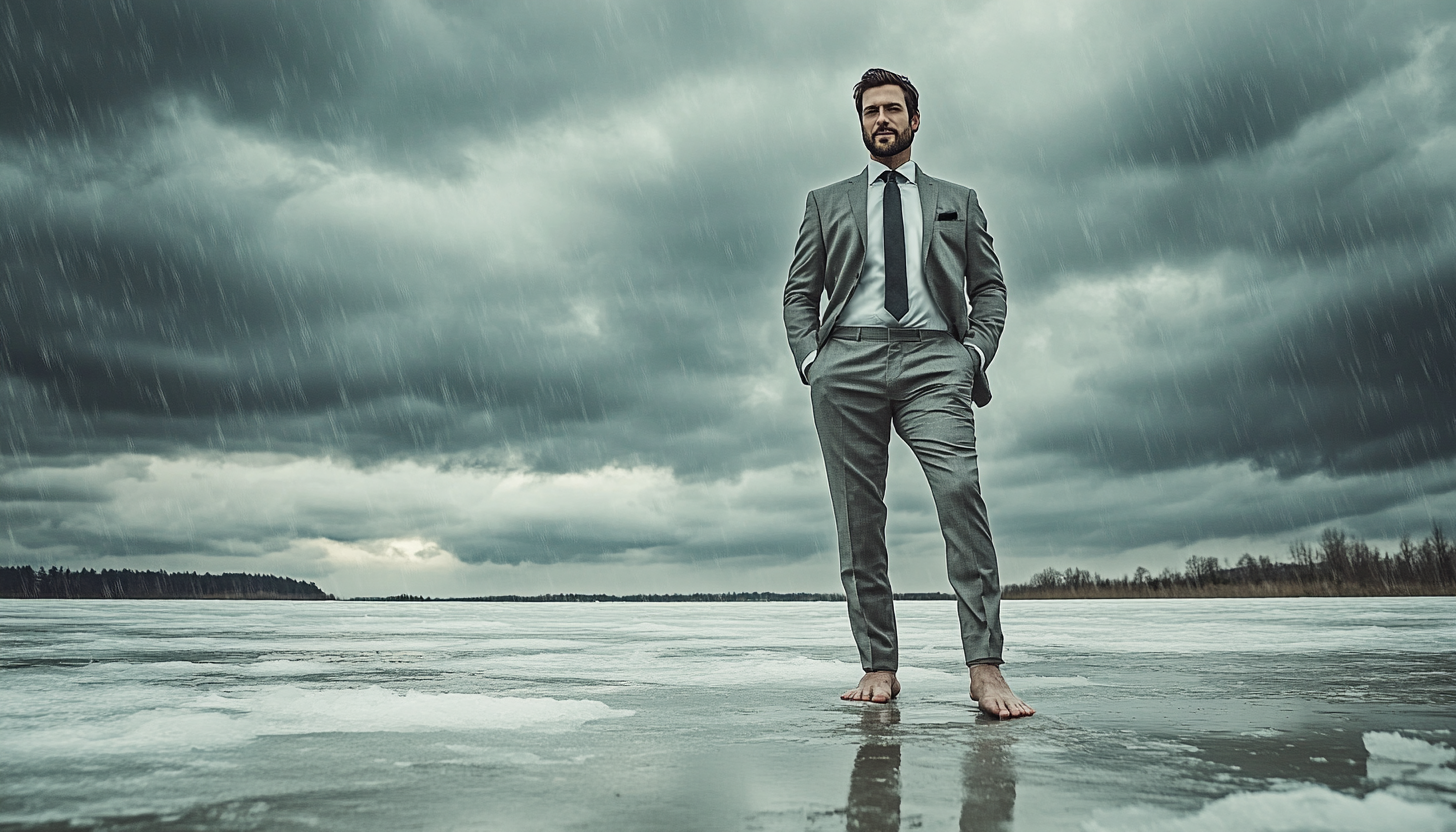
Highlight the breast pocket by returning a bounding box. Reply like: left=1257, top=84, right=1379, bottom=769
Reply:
left=933, top=213, right=967, bottom=262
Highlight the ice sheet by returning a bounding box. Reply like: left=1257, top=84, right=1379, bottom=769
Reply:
left=2, top=596, right=1453, bottom=831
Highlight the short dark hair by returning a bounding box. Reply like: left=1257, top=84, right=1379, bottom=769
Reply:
left=853, top=68, right=919, bottom=116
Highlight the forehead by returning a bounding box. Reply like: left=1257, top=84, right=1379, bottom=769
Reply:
left=861, top=84, right=908, bottom=110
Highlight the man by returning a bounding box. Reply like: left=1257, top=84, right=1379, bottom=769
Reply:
left=784, top=68, right=1033, bottom=719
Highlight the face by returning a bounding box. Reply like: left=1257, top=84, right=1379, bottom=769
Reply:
left=859, top=84, right=919, bottom=159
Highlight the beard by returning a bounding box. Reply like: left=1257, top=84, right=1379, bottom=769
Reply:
left=862, top=124, right=914, bottom=158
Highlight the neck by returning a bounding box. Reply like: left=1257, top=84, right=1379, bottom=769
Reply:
left=873, top=150, right=912, bottom=171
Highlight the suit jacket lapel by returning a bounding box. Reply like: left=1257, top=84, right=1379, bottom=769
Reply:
left=846, top=168, right=869, bottom=248
left=917, top=169, right=937, bottom=269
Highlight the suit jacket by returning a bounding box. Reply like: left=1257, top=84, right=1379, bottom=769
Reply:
left=783, top=166, right=1007, bottom=406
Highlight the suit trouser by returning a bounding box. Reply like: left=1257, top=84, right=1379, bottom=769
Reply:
left=809, top=328, right=1004, bottom=671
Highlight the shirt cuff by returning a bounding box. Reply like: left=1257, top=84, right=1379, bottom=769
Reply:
left=966, top=344, right=986, bottom=372
left=800, top=350, right=818, bottom=375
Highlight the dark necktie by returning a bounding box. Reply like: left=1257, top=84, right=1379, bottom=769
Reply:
left=880, top=170, right=908, bottom=320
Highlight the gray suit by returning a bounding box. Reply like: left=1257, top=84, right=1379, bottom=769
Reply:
left=784, top=166, right=1008, bottom=670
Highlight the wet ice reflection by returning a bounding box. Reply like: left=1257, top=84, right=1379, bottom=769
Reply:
left=961, top=723, right=1017, bottom=832
left=844, top=705, right=1019, bottom=832
left=847, top=708, right=901, bottom=832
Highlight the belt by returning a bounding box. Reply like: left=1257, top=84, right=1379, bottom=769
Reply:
left=831, top=326, right=946, bottom=341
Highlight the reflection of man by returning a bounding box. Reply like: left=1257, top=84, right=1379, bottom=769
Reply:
left=843, top=706, right=1019, bottom=831
left=847, top=707, right=901, bottom=832
left=848, top=742, right=900, bottom=832
left=784, top=68, right=1033, bottom=718
left=961, top=731, right=1017, bottom=831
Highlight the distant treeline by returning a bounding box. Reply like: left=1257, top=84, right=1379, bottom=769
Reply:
left=0, top=566, right=334, bottom=600
left=356, top=591, right=957, bottom=602
left=1005, top=525, right=1455, bottom=600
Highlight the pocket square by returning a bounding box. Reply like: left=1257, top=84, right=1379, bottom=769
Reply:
left=936, top=211, right=958, bottom=221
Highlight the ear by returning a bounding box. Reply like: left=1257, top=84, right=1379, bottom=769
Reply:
left=910, top=111, right=921, bottom=133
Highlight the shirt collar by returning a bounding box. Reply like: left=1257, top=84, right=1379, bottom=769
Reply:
left=868, top=158, right=917, bottom=184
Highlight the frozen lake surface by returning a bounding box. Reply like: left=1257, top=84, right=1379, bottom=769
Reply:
left=2, top=597, right=1454, bottom=831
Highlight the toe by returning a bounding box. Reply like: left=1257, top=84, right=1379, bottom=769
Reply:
left=1005, top=698, right=1033, bottom=717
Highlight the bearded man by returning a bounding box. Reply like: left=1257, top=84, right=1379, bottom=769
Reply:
left=784, top=68, right=1033, bottom=718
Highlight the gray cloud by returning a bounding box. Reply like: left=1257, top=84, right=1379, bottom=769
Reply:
left=1026, top=259, right=1456, bottom=478
left=1070, top=2, right=1420, bottom=169
left=2, top=0, right=772, bottom=171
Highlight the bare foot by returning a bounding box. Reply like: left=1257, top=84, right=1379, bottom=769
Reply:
left=969, top=665, right=1035, bottom=719
left=841, top=670, right=901, bottom=703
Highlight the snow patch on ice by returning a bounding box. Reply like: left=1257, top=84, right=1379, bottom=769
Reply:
left=1364, top=731, right=1456, bottom=795
left=1082, top=785, right=1456, bottom=832
left=1364, top=732, right=1456, bottom=765
left=1121, top=740, right=1199, bottom=753
left=0, top=686, right=631, bottom=757
left=239, top=659, right=340, bottom=676
left=191, top=685, right=631, bottom=733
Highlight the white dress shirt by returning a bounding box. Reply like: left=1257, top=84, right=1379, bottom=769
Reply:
left=802, top=159, right=984, bottom=376
left=840, top=160, right=949, bottom=330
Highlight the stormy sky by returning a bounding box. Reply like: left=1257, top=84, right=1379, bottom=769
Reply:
left=3, top=0, right=1453, bottom=597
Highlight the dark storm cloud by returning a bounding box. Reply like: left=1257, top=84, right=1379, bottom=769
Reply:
left=2, top=0, right=804, bottom=474
left=0, top=136, right=782, bottom=473
left=976, top=0, right=1453, bottom=283
left=2, top=0, right=761, bottom=168
left=1023, top=259, right=1456, bottom=478
left=1070, top=2, right=1418, bottom=169
left=995, top=1, right=1456, bottom=489
left=0, top=195, right=775, bottom=468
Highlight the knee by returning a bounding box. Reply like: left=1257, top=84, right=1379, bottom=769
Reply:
left=933, top=467, right=983, bottom=505
left=843, top=563, right=890, bottom=586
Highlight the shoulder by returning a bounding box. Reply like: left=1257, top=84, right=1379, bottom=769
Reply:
left=919, top=170, right=973, bottom=200
left=808, top=176, right=857, bottom=200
